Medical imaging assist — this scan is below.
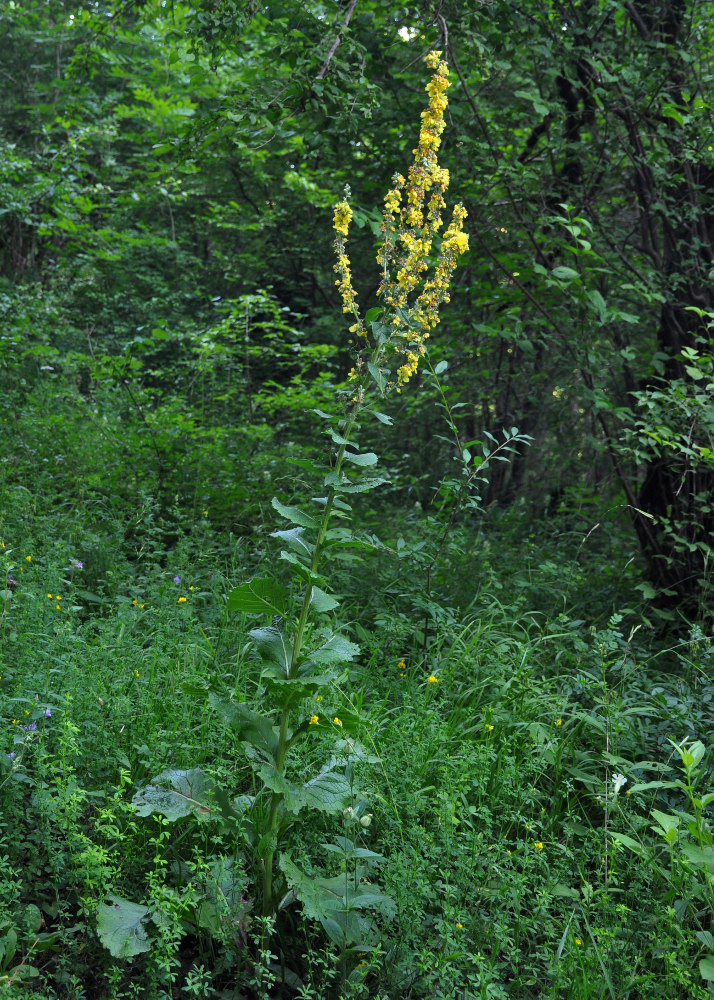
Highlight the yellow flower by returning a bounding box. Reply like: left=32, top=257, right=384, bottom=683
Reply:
left=189, top=585, right=194, bottom=591
left=575, top=938, right=582, bottom=946
left=47, top=593, right=53, bottom=599
left=555, top=718, right=562, bottom=726
left=25, top=555, right=31, bottom=562
left=309, top=715, right=319, bottom=725
left=456, top=922, right=463, bottom=929
left=427, top=675, right=438, bottom=683
left=11, top=719, right=18, bottom=725
left=333, top=717, right=343, bottom=727
left=177, top=596, right=187, bottom=603
left=333, top=200, right=353, bottom=237
left=398, top=658, right=407, bottom=670
left=534, top=841, right=544, bottom=850
left=134, top=670, right=140, bottom=678
left=486, top=724, right=494, bottom=731
left=55, top=604, right=61, bottom=610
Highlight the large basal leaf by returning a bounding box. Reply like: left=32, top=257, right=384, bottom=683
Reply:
left=226, top=577, right=287, bottom=615
left=96, top=896, right=153, bottom=958
left=132, top=768, right=213, bottom=821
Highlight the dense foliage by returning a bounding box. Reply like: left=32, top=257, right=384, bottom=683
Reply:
left=1, top=1, right=713, bottom=998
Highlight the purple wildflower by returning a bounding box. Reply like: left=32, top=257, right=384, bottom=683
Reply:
left=70, top=558, right=83, bottom=570
left=45, top=708, right=51, bottom=718
left=173, top=575, right=181, bottom=584
left=7, top=752, right=15, bottom=760
left=24, top=721, right=37, bottom=731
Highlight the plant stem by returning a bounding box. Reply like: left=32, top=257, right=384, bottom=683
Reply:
left=261, top=407, right=360, bottom=918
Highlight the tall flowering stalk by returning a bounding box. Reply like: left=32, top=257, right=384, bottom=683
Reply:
left=332, top=50, right=468, bottom=390
left=222, top=50, right=470, bottom=946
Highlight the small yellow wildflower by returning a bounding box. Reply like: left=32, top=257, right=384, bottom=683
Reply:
left=555, top=718, right=563, bottom=726
left=25, top=555, right=31, bottom=562
left=55, top=604, right=61, bottom=610
left=486, top=724, right=494, bottom=731
left=456, top=922, right=463, bottom=929
left=132, top=599, right=138, bottom=605
left=315, top=695, right=321, bottom=702
left=134, top=670, right=140, bottom=678
left=534, top=841, right=544, bottom=850
left=12, top=719, right=18, bottom=725
left=189, top=585, right=194, bottom=591
left=309, top=715, right=319, bottom=725
left=333, top=717, right=343, bottom=727
left=427, top=675, right=438, bottom=683
left=25, top=710, right=30, bottom=716
left=398, top=658, right=407, bottom=670
left=575, top=938, right=582, bottom=946
left=177, top=596, right=187, bottom=603
left=47, top=593, right=53, bottom=599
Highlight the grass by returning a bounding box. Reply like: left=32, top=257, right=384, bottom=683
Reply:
left=1, top=439, right=713, bottom=998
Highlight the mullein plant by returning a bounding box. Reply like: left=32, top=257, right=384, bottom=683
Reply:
left=122, top=52, right=470, bottom=977
left=228, top=48, right=469, bottom=954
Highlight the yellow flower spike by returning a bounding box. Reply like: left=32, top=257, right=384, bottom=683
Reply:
left=177, top=596, right=187, bottom=603
left=534, top=841, right=544, bottom=850
left=309, top=715, right=319, bottom=725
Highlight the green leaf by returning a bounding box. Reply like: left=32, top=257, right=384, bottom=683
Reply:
left=271, top=496, right=318, bottom=529
left=550, top=265, right=579, bottom=281
left=249, top=626, right=292, bottom=673
left=343, top=451, right=378, bottom=467
left=434, top=360, right=448, bottom=375
left=208, top=696, right=279, bottom=759
left=308, top=632, right=360, bottom=665
left=367, top=362, right=387, bottom=392
left=310, top=586, right=339, bottom=612
left=608, top=831, right=646, bottom=855
left=270, top=526, right=313, bottom=556
left=226, top=577, right=287, bottom=615
left=338, top=476, right=389, bottom=494
left=681, top=844, right=714, bottom=873
left=96, top=896, right=153, bottom=958
left=700, top=955, right=714, bottom=981
left=368, top=409, right=393, bottom=425
left=132, top=768, right=214, bottom=821
left=293, top=767, right=352, bottom=814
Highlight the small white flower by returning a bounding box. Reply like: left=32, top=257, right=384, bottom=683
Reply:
left=611, top=773, right=627, bottom=796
